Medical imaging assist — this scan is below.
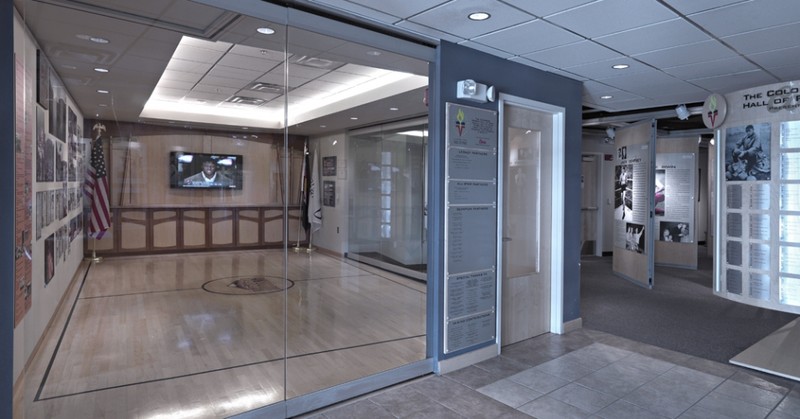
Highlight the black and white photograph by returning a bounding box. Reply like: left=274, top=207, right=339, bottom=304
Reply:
left=655, top=169, right=666, bottom=216
left=625, top=222, right=645, bottom=253
left=36, top=49, right=49, bottom=109
left=48, top=73, right=67, bottom=142
left=615, top=164, right=633, bottom=220
left=68, top=107, right=78, bottom=181
left=35, top=105, right=48, bottom=182
left=35, top=191, right=44, bottom=240
left=44, top=233, right=54, bottom=286
left=725, top=122, right=771, bottom=181
left=56, top=141, right=65, bottom=182
left=660, top=221, right=692, bottom=243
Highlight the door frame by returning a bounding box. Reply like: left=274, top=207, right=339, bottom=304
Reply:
left=496, top=94, right=565, bottom=342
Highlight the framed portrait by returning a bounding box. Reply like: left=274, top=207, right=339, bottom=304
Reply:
left=37, top=50, right=50, bottom=109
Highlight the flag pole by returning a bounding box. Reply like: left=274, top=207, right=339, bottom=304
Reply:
left=305, top=227, right=315, bottom=253
left=294, top=142, right=308, bottom=253
left=89, top=235, right=103, bottom=263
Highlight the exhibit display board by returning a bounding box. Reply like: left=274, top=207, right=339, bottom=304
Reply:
left=612, top=121, right=655, bottom=288
left=443, top=103, right=498, bottom=354
left=715, top=81, right=800, bottom=315
left=654, top=137, right=698, bottom=269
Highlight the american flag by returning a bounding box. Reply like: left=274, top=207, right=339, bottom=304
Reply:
left=85, top=137, right=111, bottom=239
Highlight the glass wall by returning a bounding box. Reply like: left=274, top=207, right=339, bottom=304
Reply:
left=13, top=1, right=430, bottom=417
left=347, top=120, right=428, bottom=280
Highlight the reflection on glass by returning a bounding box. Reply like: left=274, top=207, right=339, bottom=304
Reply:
left=347, top=121, right=427, bottom=280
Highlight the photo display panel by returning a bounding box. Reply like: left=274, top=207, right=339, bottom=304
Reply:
left=715, top=82, right=800, bottom=315
left=443, top=103, right=498, bottom=354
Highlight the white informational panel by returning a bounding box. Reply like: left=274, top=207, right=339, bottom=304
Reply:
left=612, top=121, right=655, bottom=288
left=654, top=137, right=698, bottom=269
left=443, top=103, right=498, bottom=354
left=715, top=81, right=800, bottom=315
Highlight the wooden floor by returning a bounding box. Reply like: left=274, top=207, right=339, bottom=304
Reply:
left=14, top=250, right=427, bottom=418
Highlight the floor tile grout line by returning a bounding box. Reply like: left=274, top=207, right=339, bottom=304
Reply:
left=34, top=262, right=93, bottom=402
left=36, top=334, right=427, bottom=402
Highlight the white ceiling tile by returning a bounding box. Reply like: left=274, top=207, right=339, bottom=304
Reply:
left=152, top=87, right=186, bottom=99
left=302, top=79, right=347, bottom=93
left=228, top=44, right=285, bottom=60
left=166, top=59, right=213, bottom=74
left=564, top=57, right=654, bottom=80
left=337, top=64, right=387, bottom=77
left=172, top=45, right=227, bottom=63
left=218, top=54, right=282, bottom=72
left=394, top=20, right=464, bottom=43
left=319, top=71, right=371, bottom=84
left=633, top=40, right=735, bottom=68
left=508, top=56, right=588, bottom=81
left=688, top=70, right=779, bottom=92
left=314, top=0, right=438, bottom=19
left=600, top=71, right=708, bottom=97
left=156, top=79, right=194, bottom=90
left=594, top=19, right=711, bottom=56
left=522, top=41, right=622, bottom=69
left=662, top=56, right=758, bottom=79
left=471, top=20, right=582, bottom=55
left=236, top=89, right=281, bottom=101
left=257, top=72, right=308, bottom=88
left=408, top=0, right=534, bottom=39
left=183, top=91, right=231, bottom=102
left=499, top=0, right=596, bottom=17
left=161, top=70, right=202, bottom=83
left=689, top=0, right=800, bottom=38
left=547, top=0, right=676, bottom=38
left=207, top=65, right=265, bottom=82
left=747, top=45, right=800, bottom=70
left=723, top=22, right=800, bottom=55
left=306, top=0, right=401, bottom=22
left=769, top=65, right=800, bottom=81
left=192, top=84, right=238, bottom=95
left=286, top=65, right=330, bottom=79
left=198, top=75, right=247, bottom=89
left=180, top=37, right=232, bottom=52
left=457, top=40, right=515, bottom=59
left=661, top=0, right=750, bottom=15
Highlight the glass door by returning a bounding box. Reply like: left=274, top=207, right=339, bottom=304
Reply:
left=347, top=119, right=428, bottom=280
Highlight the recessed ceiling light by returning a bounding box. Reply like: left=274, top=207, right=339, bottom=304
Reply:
left=94, top=67, right=109, bottom=73
left=366, top=51, right=381, bottom=56
left=468, top=12, right=491, bottom=21
left=320, top=125, right=327, bottom=128
left=350, top=117, right=358, bottom=120
left=600, top=95, right=613, bottom=100
left=611, top=64, right=629, bottom=70
left=389, top=107, right=399, bottom=111
left=256, top=27, right=275, bottom=35
left=242, top=127, right=249, bottom=130
left=97, top=89, right=109, bottom=94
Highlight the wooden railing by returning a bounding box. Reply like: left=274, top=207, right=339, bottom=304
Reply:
left=85, top=205, right=307, bottom=257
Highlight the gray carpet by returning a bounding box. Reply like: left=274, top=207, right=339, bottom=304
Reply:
left=580, top=251, right=798, bottom=364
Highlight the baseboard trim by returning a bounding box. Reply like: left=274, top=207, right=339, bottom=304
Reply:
left=436, top=344, right=499, bottom=374
left=563, top=317, right=583, bottom=333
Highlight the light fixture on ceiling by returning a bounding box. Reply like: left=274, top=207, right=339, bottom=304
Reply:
left=600, top=95, right=613, bottom=100
left=675, top=104, right=690, bottom=120
left=256, top=27, right=275, bottom=35
left=94, top=67, right=109, bottom=73
left=611, top=64, right=629, bottom=70
left=97, top=89, right=109, bottom=94
left=457, top=79, right=495, bottom=103
left=606, top=127, right=616, bottom=140
left=350, top=117, right=358, bottom=120
left=76, top=34, right=109, bottom=44
left=389, top=107, right=399, bottom=111
left=366, top=50, right=382, bottom=56
left=468, top=12, right=491, bottom=21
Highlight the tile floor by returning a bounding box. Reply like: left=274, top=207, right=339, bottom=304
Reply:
left=302, top=328, right=800, bottom=419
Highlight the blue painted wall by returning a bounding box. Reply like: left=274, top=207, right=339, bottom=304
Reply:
left=429, top=41, right=583, bottom=358
left=2, top=0, right=15, bottom=415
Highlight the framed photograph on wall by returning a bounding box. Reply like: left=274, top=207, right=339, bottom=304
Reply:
left=323, top=180, right=335, bottom=207
left=36, top=49, right=49, bottom=109
left=323, top=156, right=336, bottom=176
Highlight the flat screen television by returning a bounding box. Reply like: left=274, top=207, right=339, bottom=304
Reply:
left=169, top=151, right=243, bottom=190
